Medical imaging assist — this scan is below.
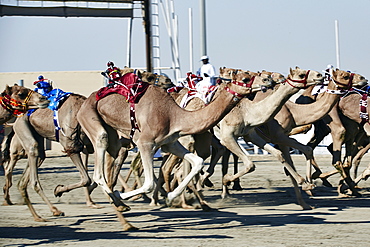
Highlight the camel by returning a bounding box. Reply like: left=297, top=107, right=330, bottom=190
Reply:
left=6, top=70, right=174, bottom=223
left=230, top=69, right=368, bottom=203
left=76, top=70, right=255, bottom=230
left=291, top=71, right=368, bottom=195
left=0, top=84, right=49, bottom=125
left=337, top=91, right=370, bottom=187
left=148, top=69, right=275, bottom=209
left=198, top=67, right=322, bottom=207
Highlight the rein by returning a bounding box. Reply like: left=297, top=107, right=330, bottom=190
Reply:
left=0, top=90, right=33, bottom=116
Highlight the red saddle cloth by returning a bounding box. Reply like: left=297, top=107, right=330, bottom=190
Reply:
left=96, top=72, right=149, bottom=103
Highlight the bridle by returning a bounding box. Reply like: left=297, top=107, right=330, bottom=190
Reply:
left=0, top=90, right=34, bottom=116
left=285, top=70, right=311, bottom=88
left=220, top=75, right=256, bottom=100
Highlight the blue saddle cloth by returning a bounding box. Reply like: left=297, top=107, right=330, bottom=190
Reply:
left=28, top=88, right=71, bottom=116
left=47, top=89, right=71, bottom=111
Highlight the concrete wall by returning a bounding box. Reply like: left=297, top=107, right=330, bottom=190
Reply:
left=0, top=71, right=108, bottom=152
left=0, top=71, right=107, bottom=98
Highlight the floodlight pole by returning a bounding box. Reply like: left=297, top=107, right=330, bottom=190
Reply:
left=143, top=0, right=153, bottom=72
left=200, top=0, right=207, bottom=57
left=335, top=20, right=340, bottom=69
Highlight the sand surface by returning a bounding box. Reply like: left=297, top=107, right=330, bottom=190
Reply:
left=1, top=151, right=370, bottom=246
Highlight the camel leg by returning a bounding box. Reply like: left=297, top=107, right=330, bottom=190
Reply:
left=220, top=132, right=256, bottom=185
left=117, top=140, right=157, bottom=200
left=221, top=149, right=231, bottom=198
left=278, top=145, right=313, bottom=210
left=77, top=97, right=134, bottom=231
left=2, top=134, right=25, bottom=205
left=14, top=118, right=64, bottom=220
left=352, top=141, right=370, bottom=179
left=2, top=151, right=23, bottom=206
left=118, top=140, right=203, bottom=204
left=54, top=152, right=92, bottom=196
left=163, top=142, right=204, bottom=204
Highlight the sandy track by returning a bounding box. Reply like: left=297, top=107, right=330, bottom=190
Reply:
left=1, top=151, right=370, bottom=246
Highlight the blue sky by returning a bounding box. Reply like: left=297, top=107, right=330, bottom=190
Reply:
left=1, top=0, right=369, bottom=79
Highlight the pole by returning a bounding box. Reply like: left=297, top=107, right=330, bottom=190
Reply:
left=126, top=17, right=133, bottom=67
left=189, top=8, right=194, bottom=73
left=335, top=20, right=340, bottom=69
left=200, top=0, right=207, bottom=57
left=143, top=0, right=153, bottom=72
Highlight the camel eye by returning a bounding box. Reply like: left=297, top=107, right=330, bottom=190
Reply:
left=299, top=74, right=305, bottom=79
left=242, top=78, right=250, bottom=83
left=17, top=92, right=28, bottom=99
left=343, top=76, right=349, bottom=80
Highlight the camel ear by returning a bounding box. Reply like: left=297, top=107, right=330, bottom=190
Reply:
left=290, top=67, right=294, bottom=75
left=295, top=66, right=300, bottom=70
left=137, top=70, right=142, bottom=77
left=219, top=67, right=224, bottom=74
left=4, top=85, right=11, bottom=96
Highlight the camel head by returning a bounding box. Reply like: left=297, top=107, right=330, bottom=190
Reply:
left=287, top=66, right=323, bottom=88
left=219, top=67, right=274, bottom=92
left=138, top=70, right=174, bottom=90
left=269, top=71, right=287, bottom=84
left=2, top=84, right=50, bottom=112
left=119, top=67, right=174, bottom=90
left=331, top=69, right=368, bottom=89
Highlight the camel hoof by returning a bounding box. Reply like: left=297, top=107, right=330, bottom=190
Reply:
left=200, top=203, right=213, bottom=212
left=87, top=203, right=104, bottom=209
left=301, top=205, right=314, bottom=210
left=2, top=200, right=14, bottom=206
left=35, top=217, right=48, bottom=222
left=123, top=224, right=139, bottom=232
left=321, top=179, right=333, bottom=187
left=222, top=174, right=233, bottom=186
left=203, top=178, right=214, bottom=188
left=149, top=201, right=161, bottom=207
left=53, top=211, right=65, bottom=217
left=128, top=194, right=142, bottom=201
left=182, top=204, right=196, bottom=210
left=304, top=190, right=313, bottom=197
left=301, top=182, right=315, bottom=191
left=116, top=205, right=131, bottom=212
left=232, top=180, right=243, bottom=191
left=54, top=185, right=65, bottom=197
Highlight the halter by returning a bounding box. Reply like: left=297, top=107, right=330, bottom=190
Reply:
left=331, top=72, right=354, bottom=90
left=285, top=70, right=311, bottom=88
left=0, top=90, right=33, bottom=116
left=223, top=76, right=256, bottom=100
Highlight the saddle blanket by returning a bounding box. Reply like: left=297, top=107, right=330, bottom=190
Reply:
left=96, top=72, right=149, bottom=104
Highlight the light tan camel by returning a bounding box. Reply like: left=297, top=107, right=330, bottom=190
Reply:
left=76, top=71, right=255, bottom=230
left=291, top=71, right=368, bottom=195
left=0, top=84, right=49, bottom=125
left=149, top=69, right=275, bottom=209
left=232, top=69, right=368, bottom=203
left=337, top=91, right=370, bottom=187
left=206, top=68, right=323, bottom=205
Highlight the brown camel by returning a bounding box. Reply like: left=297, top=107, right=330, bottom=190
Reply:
left=76, top=70, right=254, bottom=230
left=0, top=84, right=49, bottom=125
left=5, top=70, right=174, bottom=223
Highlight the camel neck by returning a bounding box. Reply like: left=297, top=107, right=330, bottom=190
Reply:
left=177, top=85, right=242, bottom=135
left=282, top=83, right=342, bottom=127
